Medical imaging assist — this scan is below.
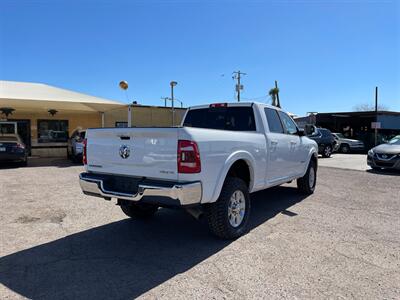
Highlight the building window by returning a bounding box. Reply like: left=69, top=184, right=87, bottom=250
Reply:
left=115, top=122, right=128, bottom=128
left=37, top=120, right=69, bottom=143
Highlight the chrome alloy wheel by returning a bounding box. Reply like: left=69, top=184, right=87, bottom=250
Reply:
left=228, top=190, right=246, bottom=228
left=324, top=146, right=332, bottom=157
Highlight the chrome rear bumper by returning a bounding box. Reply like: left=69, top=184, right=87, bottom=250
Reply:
left=79, top=173, right=202, bottom=206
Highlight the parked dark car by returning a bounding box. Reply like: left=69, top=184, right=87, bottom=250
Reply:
left=0, top=134, right=28, bottom=166
left=306, top=126, right=336, bottom=158
left=367, top=135, right=400, bottom=170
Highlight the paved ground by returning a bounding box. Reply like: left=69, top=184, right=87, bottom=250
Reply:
left=0, top=159, right=399, bottom=299
left=318, top=153, right=369, bottom=171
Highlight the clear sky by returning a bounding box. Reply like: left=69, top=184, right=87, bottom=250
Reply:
left=1, top=0, right=399, bottom=116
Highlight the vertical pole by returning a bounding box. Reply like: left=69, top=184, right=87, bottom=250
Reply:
left=128, top=104, right=132, bottom=127
left=171, top=86, right=175, bottom=126
left=374, top=86, right=378, bottom=146
left=275, top=80, right=281, bottom=108
left=237, top=71, right=241, bottom=102
left=101, top=112, right=105, bottom=128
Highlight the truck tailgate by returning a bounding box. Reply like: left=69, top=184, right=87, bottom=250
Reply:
left=86, top=128, right=179, bottom=180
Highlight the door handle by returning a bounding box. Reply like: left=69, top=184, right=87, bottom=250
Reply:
left=290, top=141, right=297, bottom=145
left=271, top=141, right=278, bottom=145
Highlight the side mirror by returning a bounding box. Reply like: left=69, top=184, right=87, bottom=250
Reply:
left=297, top=129, right=305, bottom=136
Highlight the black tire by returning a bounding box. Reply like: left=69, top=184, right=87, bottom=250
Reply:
left=340, top=144, right=350, bottom=153
left=19, top=159, right=28, bottom=167
left=120, top=202, right=158, bottom=219
left=297, top=159, right=317, bottom=194
left=322, top=145, right=332, bottom=158
left=71, top=149, right=78, bottom=163
left=72, top=154, right=82, bottom=164
left=205, top=177, right=251, bottom=240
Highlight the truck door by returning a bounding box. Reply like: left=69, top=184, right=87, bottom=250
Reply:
left=277, top=111, right=307, bottom=175
left=264, top=108, right=292, bottom=182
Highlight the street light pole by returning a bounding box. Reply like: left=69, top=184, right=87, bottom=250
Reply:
left=119, top=80, right=132, bottom=127
left=375, top=86, right=378, bottom=146
left=170, top=81, right=177, bottom=126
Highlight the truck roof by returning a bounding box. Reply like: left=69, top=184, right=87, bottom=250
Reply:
left=188, top=101, right=283, bottom=111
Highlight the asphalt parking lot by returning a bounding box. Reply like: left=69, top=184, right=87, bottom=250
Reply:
left=318, top=153, right=370, bottom=171
left=0, top=159, right=399, bottom=299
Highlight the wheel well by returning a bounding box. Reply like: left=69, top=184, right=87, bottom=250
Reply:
left=226, top=160, right=251, bottom=188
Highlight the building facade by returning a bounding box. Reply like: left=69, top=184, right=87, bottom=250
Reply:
left=295, top=110, right=400, bottom=150
left=0, top=81, right=186, bottom=157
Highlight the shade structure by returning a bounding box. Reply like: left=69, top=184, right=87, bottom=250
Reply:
left=0, top=80, right=124, bottom=113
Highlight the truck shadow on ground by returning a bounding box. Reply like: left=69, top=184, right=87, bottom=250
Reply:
left=0, top=185, right=308, bottom=300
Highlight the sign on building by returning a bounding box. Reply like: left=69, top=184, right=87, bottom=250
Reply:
left=371, top=122, right=381, bottom=129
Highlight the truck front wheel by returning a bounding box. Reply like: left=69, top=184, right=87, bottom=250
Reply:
left=119, top=201, right=158, bottom=219
left=297, top=159, right=317, bottom=194
left=205, top=177, right=251, bottom=239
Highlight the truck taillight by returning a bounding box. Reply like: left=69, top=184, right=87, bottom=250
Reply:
left=177, top=140, right=201, bottom=173
left=210, top=103, right=227, bottom=108
left=83, top=138, right=87, bottom=165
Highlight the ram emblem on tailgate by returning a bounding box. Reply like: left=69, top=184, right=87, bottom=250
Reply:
left=119, top=144, right=130, bottom=159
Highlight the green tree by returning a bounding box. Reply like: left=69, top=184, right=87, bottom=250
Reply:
left=269, top=87, right=280, bottom=108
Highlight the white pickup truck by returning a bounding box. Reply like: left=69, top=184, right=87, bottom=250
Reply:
left=79, top=102, right=318, bottom=239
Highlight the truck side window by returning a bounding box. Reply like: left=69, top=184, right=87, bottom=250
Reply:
left=264, top=108, right=284, bottom=133
left=278, top=111, right=298, bottom=135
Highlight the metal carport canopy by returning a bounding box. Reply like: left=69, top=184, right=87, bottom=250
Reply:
left=0, top=80, right=125, bottom=113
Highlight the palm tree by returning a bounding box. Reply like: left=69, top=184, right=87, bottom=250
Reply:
left=268, top=87, right=280, bottom=108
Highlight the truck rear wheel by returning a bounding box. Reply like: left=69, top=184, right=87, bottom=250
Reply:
left=205, top=177, right=251, bottom=239
left=119, top=201, right=158, bottom=219
left=297, top=159, right=317, bottom=194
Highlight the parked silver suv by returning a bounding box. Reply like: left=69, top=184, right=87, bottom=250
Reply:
left=332, top=133, right=364, bottom=153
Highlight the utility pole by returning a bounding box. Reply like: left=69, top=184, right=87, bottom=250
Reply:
left=375, top=86, right=378, bottom=146
left=232, top=70, right=246, bottom=102
left=275, top=80, right=281, bottom=108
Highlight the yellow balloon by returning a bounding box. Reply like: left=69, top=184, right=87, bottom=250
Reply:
left=119, top=81, right=128, bottom=90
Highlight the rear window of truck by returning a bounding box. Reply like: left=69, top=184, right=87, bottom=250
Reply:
left=183, top=106, right=256, bottom=131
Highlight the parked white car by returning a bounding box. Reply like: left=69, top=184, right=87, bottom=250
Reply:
left=332, top=133, right=364, bottom=153
left=79, top=102, right=318, bottom=239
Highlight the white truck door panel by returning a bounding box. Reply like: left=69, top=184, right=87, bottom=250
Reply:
left=266, top=132, right=292, bottom=182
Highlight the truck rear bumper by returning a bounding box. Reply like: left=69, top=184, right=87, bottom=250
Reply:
left=79, top=172, right=202, bottom=206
